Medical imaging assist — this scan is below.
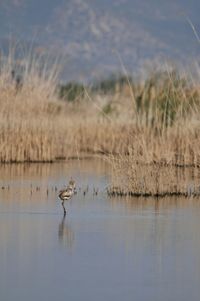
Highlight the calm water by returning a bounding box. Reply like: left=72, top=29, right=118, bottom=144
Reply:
left=0, top=160, right=200, bottom=301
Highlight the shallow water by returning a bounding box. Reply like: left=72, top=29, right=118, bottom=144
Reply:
left=0, top=160, right=200, bottom=301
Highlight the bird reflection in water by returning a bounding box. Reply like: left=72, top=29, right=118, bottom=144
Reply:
left=58, top=215, right=75, bottom=249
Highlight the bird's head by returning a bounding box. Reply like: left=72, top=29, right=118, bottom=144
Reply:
left=68, top=179, right=76, bottom=192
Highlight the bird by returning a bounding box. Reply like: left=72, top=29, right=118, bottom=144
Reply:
left=59, top=179, right=76, bottom=215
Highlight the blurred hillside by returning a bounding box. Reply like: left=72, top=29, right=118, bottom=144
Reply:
left=0, top=0, right=200, bottom=82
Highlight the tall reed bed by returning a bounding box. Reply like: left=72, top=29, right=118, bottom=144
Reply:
left=0, top=48, right=134, bottom=162
left=108, top=154, right=200, bottom=197
left=0, top=48, right=63, bottom=162
left=106, top=70, right=200, bottom=196
left=1, top=47, right=200, bottom=166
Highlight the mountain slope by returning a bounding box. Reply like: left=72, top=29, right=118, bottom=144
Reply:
left=0, top=0, right=199, bottom=81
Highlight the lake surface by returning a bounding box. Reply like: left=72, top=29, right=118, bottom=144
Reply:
left=0, top=159, right=200, bottom=301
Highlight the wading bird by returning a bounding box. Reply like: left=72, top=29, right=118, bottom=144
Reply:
left=59, top=179, right=76, bottom=215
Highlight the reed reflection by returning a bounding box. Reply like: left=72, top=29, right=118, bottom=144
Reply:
left=58, top=215, right=75, bottom=249
left=108, top=195, right=200, bottom=214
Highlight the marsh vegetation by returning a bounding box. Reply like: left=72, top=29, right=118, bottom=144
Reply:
left=1, top=49, right=200, bottom=195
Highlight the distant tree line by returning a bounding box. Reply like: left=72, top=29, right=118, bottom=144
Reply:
left=57, top=74, right=133, bottom=101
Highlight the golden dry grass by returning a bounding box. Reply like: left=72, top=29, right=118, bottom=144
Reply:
left=1, top=50, right=200, bottom=172
left=108, top=155, right=200, bottom=197
left=0, top=51, right=135, bottom=162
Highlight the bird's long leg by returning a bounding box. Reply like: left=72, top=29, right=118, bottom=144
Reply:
left=62, top=201, right=66, bottom=216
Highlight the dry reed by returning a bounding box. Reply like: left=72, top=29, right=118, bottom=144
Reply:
left=108, top=154, right=200, bottom=197
left=1, top=49, right=200, bottom=169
